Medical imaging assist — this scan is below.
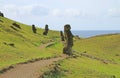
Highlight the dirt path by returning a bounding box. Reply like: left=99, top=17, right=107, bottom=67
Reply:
left=0, top=42, right=66, bottom=78
left=39, top=42, right=55, bottom=49
left=74, top=51, right=117, bottom=64
left=0, top=55, right=67, bottom=78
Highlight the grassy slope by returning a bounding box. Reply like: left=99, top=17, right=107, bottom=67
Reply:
left=0, top=16, right=62, bottom=69
left=44, top=34, right=120, bottom=78
left=74, top=34, right=120, bottom=62
left=1, top=16, right=120, bottom=78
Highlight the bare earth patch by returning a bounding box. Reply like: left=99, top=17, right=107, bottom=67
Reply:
left=0, top=55, right=67, bottom=78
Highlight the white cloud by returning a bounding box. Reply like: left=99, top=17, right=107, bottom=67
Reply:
left=0, top=4, right=19, bottom=18
left=0, top=4, right=85, bottom=19
left=19, top=5, right=33, bottom=15
left=31, top=5, right=49, bottom=16
left=64, top=9, right=81, bottom=17
left=108, top=8, right=120, bottom=17
left=51, top=9, right=62, bottom=17
left=0, top=4, right=49, bottom=18
left=51, top=8, right=84, bottom=18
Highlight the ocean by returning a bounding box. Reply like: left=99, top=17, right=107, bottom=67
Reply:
left=72, top=30, right=120, bottom=38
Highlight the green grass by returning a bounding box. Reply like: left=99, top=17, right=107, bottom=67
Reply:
left=43, top=34, right=120, bottom=78
left=73, top=34, right=120, bottom=62
left=56, top=57, right=120, bottom=78
left=1, top=16, right=120, bottom=78
left=0, top=16, right=62, bottom=69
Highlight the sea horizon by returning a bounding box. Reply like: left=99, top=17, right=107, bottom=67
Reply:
left=72, top=30, right=120, bottom=38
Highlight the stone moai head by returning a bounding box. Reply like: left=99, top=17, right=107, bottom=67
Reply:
left=0, top=11, right=4, bottom=17
left=32, top=24, right=35, bottom=28
left=60, top=31, right=65, bottom=41
left=43, top=24, right=49, bottom=35
left=63, top=24, right=73, bottom=55
left=45, top=24, right=49, bottom=30
left=32, top=24, right=37, bottom=33
left=64, top=24, right=71, bottom=31
left=60, top=31, right=63, bottom=36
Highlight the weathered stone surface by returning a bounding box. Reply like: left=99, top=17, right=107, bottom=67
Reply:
left=0, top=11, right=4, bottom=17
left=3, top=42, right=15, bottom=47
left=32, top=24, right=37, bottom=33
left=12, top=22, right=21, bottom=29
left=43, top=24, right=49, bottom=35
left=63, top=24, right=73, bottom=55
left=60, top=31, right=65, bottom=41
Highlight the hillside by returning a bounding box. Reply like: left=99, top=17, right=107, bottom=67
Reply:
left=1, top=16, right=120, bottom=78
left=0, top=16, right=63, bottom=70
left=43, top=34, right=120, bottom=78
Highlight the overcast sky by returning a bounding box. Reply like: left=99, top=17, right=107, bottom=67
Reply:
left=0, top=0, right=120, bottom=30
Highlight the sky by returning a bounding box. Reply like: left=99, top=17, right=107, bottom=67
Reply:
left=0, top=0, right=120, bottom=30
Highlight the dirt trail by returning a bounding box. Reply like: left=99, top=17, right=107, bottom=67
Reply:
left=0, top=55, right=67, bottom=78
left=74, top=51, right=117, bottom=64
left=39, top=42, right=55, bottom=49
left=0, top=42, right=67, bottom=78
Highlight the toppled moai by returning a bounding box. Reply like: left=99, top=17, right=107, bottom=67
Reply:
left=63, top=24, right=74, bottom=55
left=12, top=22, right=21, bottom=29
left=32, top=24, right=37, bottom=33
left=43, top=24, right=49, bottom=35
left=0, top=11, right=4, bottom=17
left=60, top=31, right=65, bottom=41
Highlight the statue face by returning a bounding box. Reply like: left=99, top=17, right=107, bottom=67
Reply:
left=45, top=24, right=48, bottom=27
left=64, top=24, right=71, bottom=31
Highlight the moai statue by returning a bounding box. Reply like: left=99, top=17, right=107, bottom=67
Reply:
left=43, top=24, right=49, bottom=35
left=32, top=24, right=37, bottom=33
left=60, top=31, right=65, bottom=41
left=63, top=24, right=74, bottom=55
left=0, top=11, right=4, bottom=17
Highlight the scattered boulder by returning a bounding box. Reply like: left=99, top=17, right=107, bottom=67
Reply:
left=8, top=43, right=15, bottom=47
left=63, top=24, right=74, bottom=55
left=3, top=42, right=7, bottom=45
left=32, top=24, right=37, bottom=33
left=0, top=66, right=14, bottom=74
left=12, top=22, right=21, bottom=29
left=60, top=31, right=65, bottom=41
left=74, top=35, right=80, bottom=40
left=111, top=75, right=116, bottom=78
left=115, top=54, right=119, bottom=56
left=3, top=42, right=15, bottom=47
left=102, top=61, right=108, bottom=64
left=0, top=11, right=4, bottom=17
left=10, top=26, right=18, bottom=31
left=43, top=24, right=49, bottom=35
